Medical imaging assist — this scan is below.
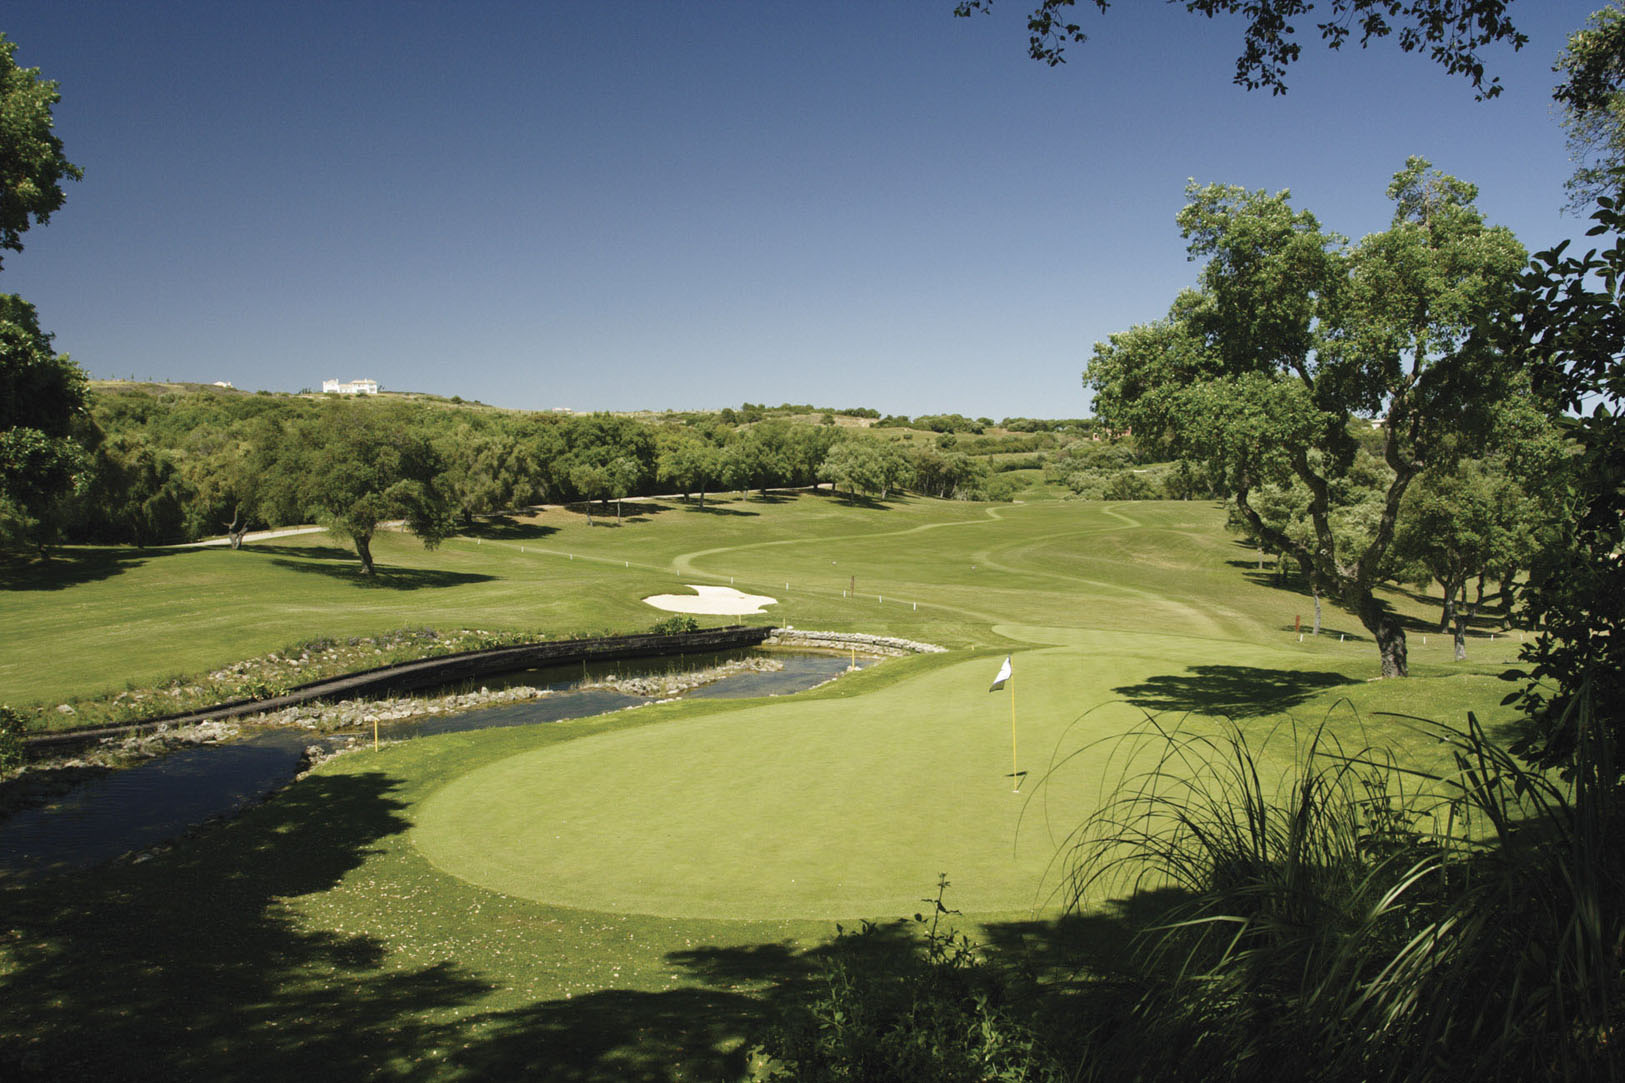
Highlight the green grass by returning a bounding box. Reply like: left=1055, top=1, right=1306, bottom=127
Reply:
left=0, top=493, right=1530, bottom=1078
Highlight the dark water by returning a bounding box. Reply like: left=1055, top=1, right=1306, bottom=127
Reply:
left=0, top=651, right=867, bottom=877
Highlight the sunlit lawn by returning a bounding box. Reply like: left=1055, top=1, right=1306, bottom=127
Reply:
left=0, top=491, right=1525, bottom=1078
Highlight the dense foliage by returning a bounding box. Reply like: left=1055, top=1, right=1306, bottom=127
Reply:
left=0, top=35, right=88, bottom=556
left=0, top=387, right=1050, bottom=565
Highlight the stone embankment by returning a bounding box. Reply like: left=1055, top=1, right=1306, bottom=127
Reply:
left=252, top=654, right=786, bottom=734
left=1, top=656, right=792, bottom=811
left=765, top=629, right=947, bottom=656
left=25, top=625, right=775, bottom=755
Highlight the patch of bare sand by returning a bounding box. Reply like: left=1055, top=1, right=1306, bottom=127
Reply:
left=642, top=585, right=778, bottom=615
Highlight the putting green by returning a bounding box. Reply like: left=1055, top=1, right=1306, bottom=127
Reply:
left=412, top=650, right=1166, bottom=919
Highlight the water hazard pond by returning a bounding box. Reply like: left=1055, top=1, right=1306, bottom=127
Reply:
left=0, top=649, right=870, bottom=878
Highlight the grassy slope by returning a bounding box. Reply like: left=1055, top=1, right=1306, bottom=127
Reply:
left=0, top=492, right=1527, bottom=1079
left=2, top=492, right=1519, bottom=707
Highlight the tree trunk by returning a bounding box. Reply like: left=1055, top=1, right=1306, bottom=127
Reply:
left=1312, top=585, right=1322, bottom=635
left=615, top=497, right=622, bottom=526
left=698, top=485, right=706, bottom=509
left=1358, top=597, right=1408, bottom=677
left=354, top=532, right=376, bottom=576
left=1454, top=582, right=1479, bottom=661
left=224, top=505, right=247, bottom=550
left=584, top=501, right=593, bottom=526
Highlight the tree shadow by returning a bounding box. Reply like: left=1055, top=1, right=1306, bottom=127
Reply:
left=0, top=548, right=150, bottom=591
left=831, top=493, right=899, bottom=510
left=614, top=501, right=672, bottom=518
left=266, top=558, right=497, bottom=589
left=460, top=516, right=560, bottom=542
left=0, top=780, right=1190, bottom=1083
left=245, top=543, right=359, bottom=561
left=680, top=503, right=759, bottom=517
left=0, top=771, right=492, bottom=1081
left=448, top=985, right=766, bottom=1081
left=1113, top=665, right=1358, bottom=718
left=0, top=765, right=118, bottom=825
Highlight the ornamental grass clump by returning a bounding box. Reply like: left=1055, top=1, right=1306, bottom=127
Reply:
left=1061, top=707, right=1623, bottom=1083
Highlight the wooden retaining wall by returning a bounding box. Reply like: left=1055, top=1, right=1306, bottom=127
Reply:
left=26, top=625, right=776, bottom=755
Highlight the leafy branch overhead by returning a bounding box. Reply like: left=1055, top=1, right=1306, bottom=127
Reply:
left=953, top=0, right=1525, bottom=97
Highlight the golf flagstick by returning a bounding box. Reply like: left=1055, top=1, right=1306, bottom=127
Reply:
left=1009, top=672, right=1018, bottom=792
left=989, top=655, right=1017, bottom=791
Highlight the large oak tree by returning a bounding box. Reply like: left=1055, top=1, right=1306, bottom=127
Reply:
left=1087, top=159, right=1525, bottom=676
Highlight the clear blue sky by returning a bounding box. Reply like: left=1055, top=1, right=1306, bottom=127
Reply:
left=1, top=1, right=1603, bottom=419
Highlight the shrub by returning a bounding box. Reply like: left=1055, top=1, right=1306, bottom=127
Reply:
left=0, top=704, right=25, bottom=773
left=1100, top=471, right=1157, bottom=501
left=757, top=877, right=1062, bottom=1082
left=649, top=615, right=700, bottom=636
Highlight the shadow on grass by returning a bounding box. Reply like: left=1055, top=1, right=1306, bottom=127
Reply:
left=266, top=558, right=496, bottom=589
left=461, top=516, right=559, bottom=542
left=0, top=771, right=491, bottom=1081
left=0, top=788, right=1167, bottom=1083
left=0, top=548, right=151, bottom=591
left=828, top=492, right=901, bottom=510
left=680, top=503, right=759, bottom=516
left=243, top=543, right=359, bottom=562
left=1114, top=665, right=1358, bottom=719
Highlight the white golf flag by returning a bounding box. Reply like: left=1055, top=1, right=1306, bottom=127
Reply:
left=989, top=655, right=1012, bottom=692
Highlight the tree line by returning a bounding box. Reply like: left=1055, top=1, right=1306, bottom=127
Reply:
left=1, top=383, right=1022, bottom=572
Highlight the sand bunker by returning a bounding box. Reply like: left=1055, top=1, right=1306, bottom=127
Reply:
left=643, top=585, right=778, bottom=615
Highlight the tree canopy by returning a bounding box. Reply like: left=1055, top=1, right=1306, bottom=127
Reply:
left=0, top=33, right=81, bottom=269
left=1087, top=159, right=1525, bottom=676
left=0, top=35, right=86, bottom=553
left=1556, top=2, right=1625, bottom=211
left=1503, top=193, right=1625, bottom=771
left=267, top=404, right=455, bottom=575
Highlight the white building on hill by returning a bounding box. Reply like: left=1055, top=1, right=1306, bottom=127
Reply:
left=322, top=378, right=379, bottom=395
